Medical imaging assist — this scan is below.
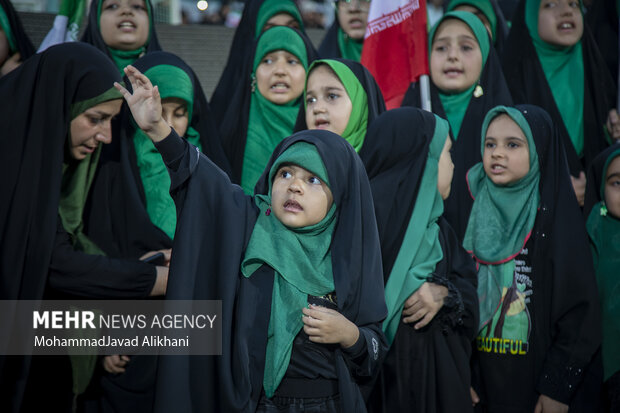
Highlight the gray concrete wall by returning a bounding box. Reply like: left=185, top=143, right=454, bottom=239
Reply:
left=18, top=12, right=326, bottom=99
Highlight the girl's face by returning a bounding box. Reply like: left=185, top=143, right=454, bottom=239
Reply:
left=162, top=97, right=189, bottom=137
left=256, top=50, right=306, bottom=105
left=305, top=65, right=352, bottom=136
left=69, top=99, right=123, bottom=160
left=437, top=136, right=454, bottom=200
left=604, top=156, right=620, bottom=218
left=430, top=19, right=483, bottom=93
left=271, top=163, right=334, bottom=228
left=100, top=0, right=149, bottom=51
left=262, top=12, right=301, bottom=33
left=452, top=5, right=493, bottom=39
left=538, top=0, right=583, bottom=47
left=483, top=114, right=531, bottom=186
left=337, top=0, right=370, bottom=41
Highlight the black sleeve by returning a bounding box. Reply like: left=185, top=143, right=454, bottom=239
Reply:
left=48, top=216, right=157, bottom=298
left=342, top=323, right=387, bottom=381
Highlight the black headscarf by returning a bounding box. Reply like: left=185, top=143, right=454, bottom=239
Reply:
left=318, top=14, right=342, bottom=59
left=85, top=51, right=231, bottom=258
left=80, top=0, right=162, bottom=63
left=0, top=43, right=121, bottom=413
left=210, top=0, right=305, bottom=123
left=154, top=129, right=387, bottom=413
left=294, top=58, right=386, bottom=134
left=402, top=30, right=512, bottom=242
left=0, top=0, right=35, bottom=62
left=218, top=27, right=318, bottom=184
left=501, top=0, right=615, bottom=176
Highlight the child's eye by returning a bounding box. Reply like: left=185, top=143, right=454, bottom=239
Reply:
left=308, top=176, right=321, bottom=185
left=461, top=44, right=473, bottom=52
left=543, top=1, right=557, bottom=8
left=610, top=180, right=620, bottom=187
left=306, top=96, right=317, bottom=105
left=132, top=4, right=146, bottom=11
left=262, top=57, right=273, bottom=65
left=288, top=58, right=300, bottom=65
left=104, top=2, right=119, bottom=10
left=434, top=45, right=447, bottom=53
left=508, top=142, right=520, bottom=149
left=174, top=107, right=188, bottom=118
left=485, top=142, right=496, bottom=149
left=280, top=170, right=292, bottom=179
left=569, top=0, right=580, bottom=7
left=327, top=93, right=339, bottom=101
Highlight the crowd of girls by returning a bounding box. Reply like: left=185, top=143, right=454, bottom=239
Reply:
left=0, top=0, right=618, bottom=412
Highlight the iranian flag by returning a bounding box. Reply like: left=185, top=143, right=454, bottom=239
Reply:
left=361, top=0, right=429, bottom=109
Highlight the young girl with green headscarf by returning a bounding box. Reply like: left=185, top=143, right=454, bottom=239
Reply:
left=465, top=105, right=600, bottom=411
left=117, top=63, right=388, bottom=412
left=585, top=143, right=620, bottom=411
left=318, top=0, right=370, bottom=61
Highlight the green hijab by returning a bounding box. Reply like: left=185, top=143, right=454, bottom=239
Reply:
left=304, top=59, right=369, bottom=152
left=241, top=142, right=337, bottom=397
left=59, top=87, right=123, bottom=255
left=382, top=116, right=450, bottom=345
left=133, top=64, right=200, bottom=239
left=431, top=11, right=490, bottom=139
left=586, top=149, right=620, bottom=381
left=0, top=5, right=16, bottom=52
left=254, top=0, right=304, bottom=38
left=97, top=0, right=152, bottom=74
left=525, top=0, right=585, bottom=156
left=446, top=0, right=498, bottom=40
left=241, top=26, right=309, bottom=194
left=463, top=106, right=540, bottom=332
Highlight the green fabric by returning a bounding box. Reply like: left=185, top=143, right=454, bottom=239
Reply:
left=58, top=0, right=86, bottom=42
left=431, top=11, right=490, bottom=139
left=525, top=0, right=585, bottom=156
left=241, top=26, right=309, bottom=195
left=241, top=142, right=336, bottom=397
left=463, top=106, right=540, bottom=331
left=97, top=0, right=151, bottom=75
left=382, top=116, right=449, bottom=345
left=60, top=87, right=122, bottom=255
left=337, top=26, right=363, bottom=61
left=133, top=64, right=199, bottom=239
left=446, top=0, right=498, bottom=40
left=586, top=149, right=620, bottom=381
left=255, top=0, right=304, bottom=38
left=304, top=59, right=369, bottom=152
left=0, top=5, right=16, bottom=52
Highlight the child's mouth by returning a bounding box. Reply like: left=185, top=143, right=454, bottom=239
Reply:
left=270, top=82, right=290, bottom=92
left=314, top=119, right=330, bottom=129
left=283, top=199, right=303, bottom=212
left=491, top=163, right=506, bottom=173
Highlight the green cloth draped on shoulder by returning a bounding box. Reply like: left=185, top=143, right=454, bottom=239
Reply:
left=431, top=11, right=490, bottom=139
left=241, top=142, right=337, bottom=397
left=0, top=5, right=16, bottom=52
left=337, top=27, right=363, bottom=61
left=586, top=148, right=620, bottom=381
left=446, top=0, right=498, bottom=40
left=254, top=0, right=304, bottom=38
left=133, top=64, right=201, bottom=239
left=241, top=26, right=309, bottom=195
left=97, top=0, right=152, bottom=74
left=463, top=106, right=540, bottom=332
left=59, top=87, right=122, bottom=255
left=304, top=59, right=368, bottom=152
left=382, top=116, right=449, bottom=345
left=525, top=0, right=584, bottom=156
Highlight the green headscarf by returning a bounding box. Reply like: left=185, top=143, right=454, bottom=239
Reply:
left=304, top=59, right=369, bottom=152
left=0, top=5, right=16, bottom=52
left=525, top=0, right=585, bottom=156
left=382, top=116, right=449, bottom=345
left=241, top=142, right=337, bottom=397
left=59, top=86, right=123, bottom=255
left=241, top=26, right=309, bottom=194
left=133, top=64, right=200, bottom=239
left=431, top=11, right=490, bottom=139
left=337, top=27, right=363, bottom=61
left=446, top=0, right=498, bottom=40
left=586, top=149, right=620, bottom=381
left=97, top=0, right=152, bottom=74
left=254, top=0, right=304, bottom=38
left=463, top=106, right=540, bottom=332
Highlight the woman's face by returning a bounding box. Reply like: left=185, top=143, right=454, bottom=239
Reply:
left=69, top=99, right=123, bottom=160
left=483, top=114, right=531, bottom=186
left=305, top=65, right=352, bottom=136
left=437, top=136, right=454, bottom=200
left=538, top=0, right=583, bottom=47
left=271, top=163, right=334, bottom=228
left=337, top=0, right=370, bottom=41
left=430, top=18, right=483, bottom=93
left=161, top=97, right=189, bottom=137
left=262, top=12, right=300, bottom=33
left=256, top=50, right=306, bottom=105
left=604, top=156, right=620, bottom=218
left=100, top=0, right=150, bottom=51
left=452, top=4, right=493, bottom=39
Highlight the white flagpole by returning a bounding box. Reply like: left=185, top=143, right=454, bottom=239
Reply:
left=419, top=74, right=432, bottom=112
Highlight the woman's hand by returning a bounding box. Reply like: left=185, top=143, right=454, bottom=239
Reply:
left=302, top=305, right=360, bottom=349
left=102, top=355, right=130, bottom=374
left=607, top=109, right=620, bottom=142
left=402, top=282, right=448, bottom=329
left=114, top=65, right=170, bottom=142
